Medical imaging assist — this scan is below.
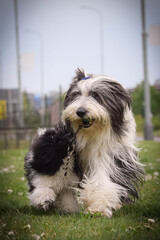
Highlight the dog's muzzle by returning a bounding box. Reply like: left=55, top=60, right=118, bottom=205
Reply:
left=81, top=117, right=95, bottom=128
left=76, top=107, right=95, bottom=128
left=76, top=107, right=87, bottom=118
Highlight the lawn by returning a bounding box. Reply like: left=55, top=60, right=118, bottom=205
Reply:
left=0, top=141, right=160, bottom=240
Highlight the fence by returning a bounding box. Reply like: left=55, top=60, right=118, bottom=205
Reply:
left=0, top=109, right=54, bottom=150
left=0, top=128, right=36, bottom=150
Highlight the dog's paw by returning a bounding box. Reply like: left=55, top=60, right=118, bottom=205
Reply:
left=86, top=206, right=112, bottom=218
left=29, top=187, right=56, bottom=210
left=41, top=199, right=54, bottom=211
left=115, top=203, right=122, bottom=210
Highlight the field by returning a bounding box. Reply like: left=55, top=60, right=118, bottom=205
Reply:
left=0, top=141, right=160, bottom=240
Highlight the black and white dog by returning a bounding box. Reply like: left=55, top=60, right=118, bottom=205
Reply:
left=25, top=68, right=144, bottom=217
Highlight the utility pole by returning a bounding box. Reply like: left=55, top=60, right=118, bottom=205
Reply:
left=59, top=85, right=63, bottom=120
left=0, top=50, right=2, bottom=88
left=141, top=0, right=153, bottom=140
left=25, top=28, right=45, bottom=126
left=14, top=0, right=23, bottom=126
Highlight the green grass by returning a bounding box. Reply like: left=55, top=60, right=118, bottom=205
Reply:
left=0, top=142, right=160, bottom=240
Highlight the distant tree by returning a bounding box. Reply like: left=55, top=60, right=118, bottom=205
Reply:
left=132, top=82, right=144, bottom=116
left=23, top=92, right=40, bottom=127
left=132, top=82, right=160, bottom=116
left=150, top=86, right=160, bottom=116
left=23, top=91, right=32, bottom=112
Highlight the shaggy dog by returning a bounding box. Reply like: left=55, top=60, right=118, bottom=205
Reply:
left=25, top=68, right=144, bottom=217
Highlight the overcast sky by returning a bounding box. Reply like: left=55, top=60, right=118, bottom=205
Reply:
left=0, top=0, right=160, bottom=94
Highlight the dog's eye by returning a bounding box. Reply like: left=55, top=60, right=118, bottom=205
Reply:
left=91, top=92, right=99, bottom=100
left=71, top=92, right=81, bottom=98
left=90, top=91, right=104, bottom=105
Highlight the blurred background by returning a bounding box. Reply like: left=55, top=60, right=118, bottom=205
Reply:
left=0, top=0, right=160, bottom=149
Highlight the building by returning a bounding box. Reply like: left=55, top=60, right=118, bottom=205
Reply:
left=154, top=79, right=160, bottom=91
left=0, top=89, right=19, bottom=128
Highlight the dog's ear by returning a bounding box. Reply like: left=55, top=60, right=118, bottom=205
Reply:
left=73, top=68, right=87, bottom=82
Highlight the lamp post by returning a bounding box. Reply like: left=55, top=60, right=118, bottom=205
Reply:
left=0, top=50, right=2, bottom=88
left=14, top=0, right=24, bottom=127
left=25, top=28, right=45, bottom=126
left=81, top=6, right=104, bottom=74
left=141, top=0, right=153, bottom=139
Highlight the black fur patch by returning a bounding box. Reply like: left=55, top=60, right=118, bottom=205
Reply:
left=89, top=80, right=132, bottom=135
left=24, top=152, right=36, bottom=192
left=73, top=68, right=86, bottom=82
left=30, top=123, right=74, bottom=176
left=111, top=152, right=144, bottom=202
left=64, top=82, right=79, bottom=109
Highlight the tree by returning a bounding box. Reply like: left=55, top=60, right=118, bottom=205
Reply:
left=23, top=92, right=40, bottom=127
left=132, top=82, right=144, bottom=116
left=132, top=82, right=160, bottom=116
left=150, top=86, right=160, bottom=116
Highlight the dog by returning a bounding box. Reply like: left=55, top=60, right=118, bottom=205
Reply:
left=24, top=122, right=81, bottom=213
left=62, top=68, right=144, bottom=217
left=25, top=68, right=144, bottom=217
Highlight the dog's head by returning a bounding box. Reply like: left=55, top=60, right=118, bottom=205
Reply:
left=62, top=68, right=131, bottom=136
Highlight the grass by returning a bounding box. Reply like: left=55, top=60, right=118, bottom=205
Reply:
left=0, top=141, right=160, bottom=240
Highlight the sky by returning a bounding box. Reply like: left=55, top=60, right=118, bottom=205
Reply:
left=0, top=0, right=160, bottom=95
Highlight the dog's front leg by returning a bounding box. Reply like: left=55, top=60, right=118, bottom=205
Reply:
left=79, top=174, right=124, bottom=217
left=28, top=173, right=59, bottom=211
left=29, top=186, right=56, bottom=211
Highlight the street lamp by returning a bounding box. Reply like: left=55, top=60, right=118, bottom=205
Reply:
left=81, top=6, right=104, bottom=74
left=25, top=28, right=45, bottom=126
left=14, top=0, right=24, bottom=127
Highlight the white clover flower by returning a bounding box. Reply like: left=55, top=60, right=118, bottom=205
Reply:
left=8, top=231, right=14, bottom=236
left=23, top=224, right=31, bottom=230
left=10, top=165, right=15, bottom=169
left=8, top=189, right=13, bottom=193
left=18, top=192, right=23, bottom=196
left=148, top=218, right=155, bottom=223
left=154, top=171, right=159, bottom=176
left=20, top=177, right=25, bottom=181
left=145, top=174, right=152, bottom=181
left=32, top=234, right=40, bottom=240
left=3, top=168, right=10, bottom=172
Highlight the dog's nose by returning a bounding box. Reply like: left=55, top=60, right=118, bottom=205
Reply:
left=76, top=107, right=87, bottom=118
